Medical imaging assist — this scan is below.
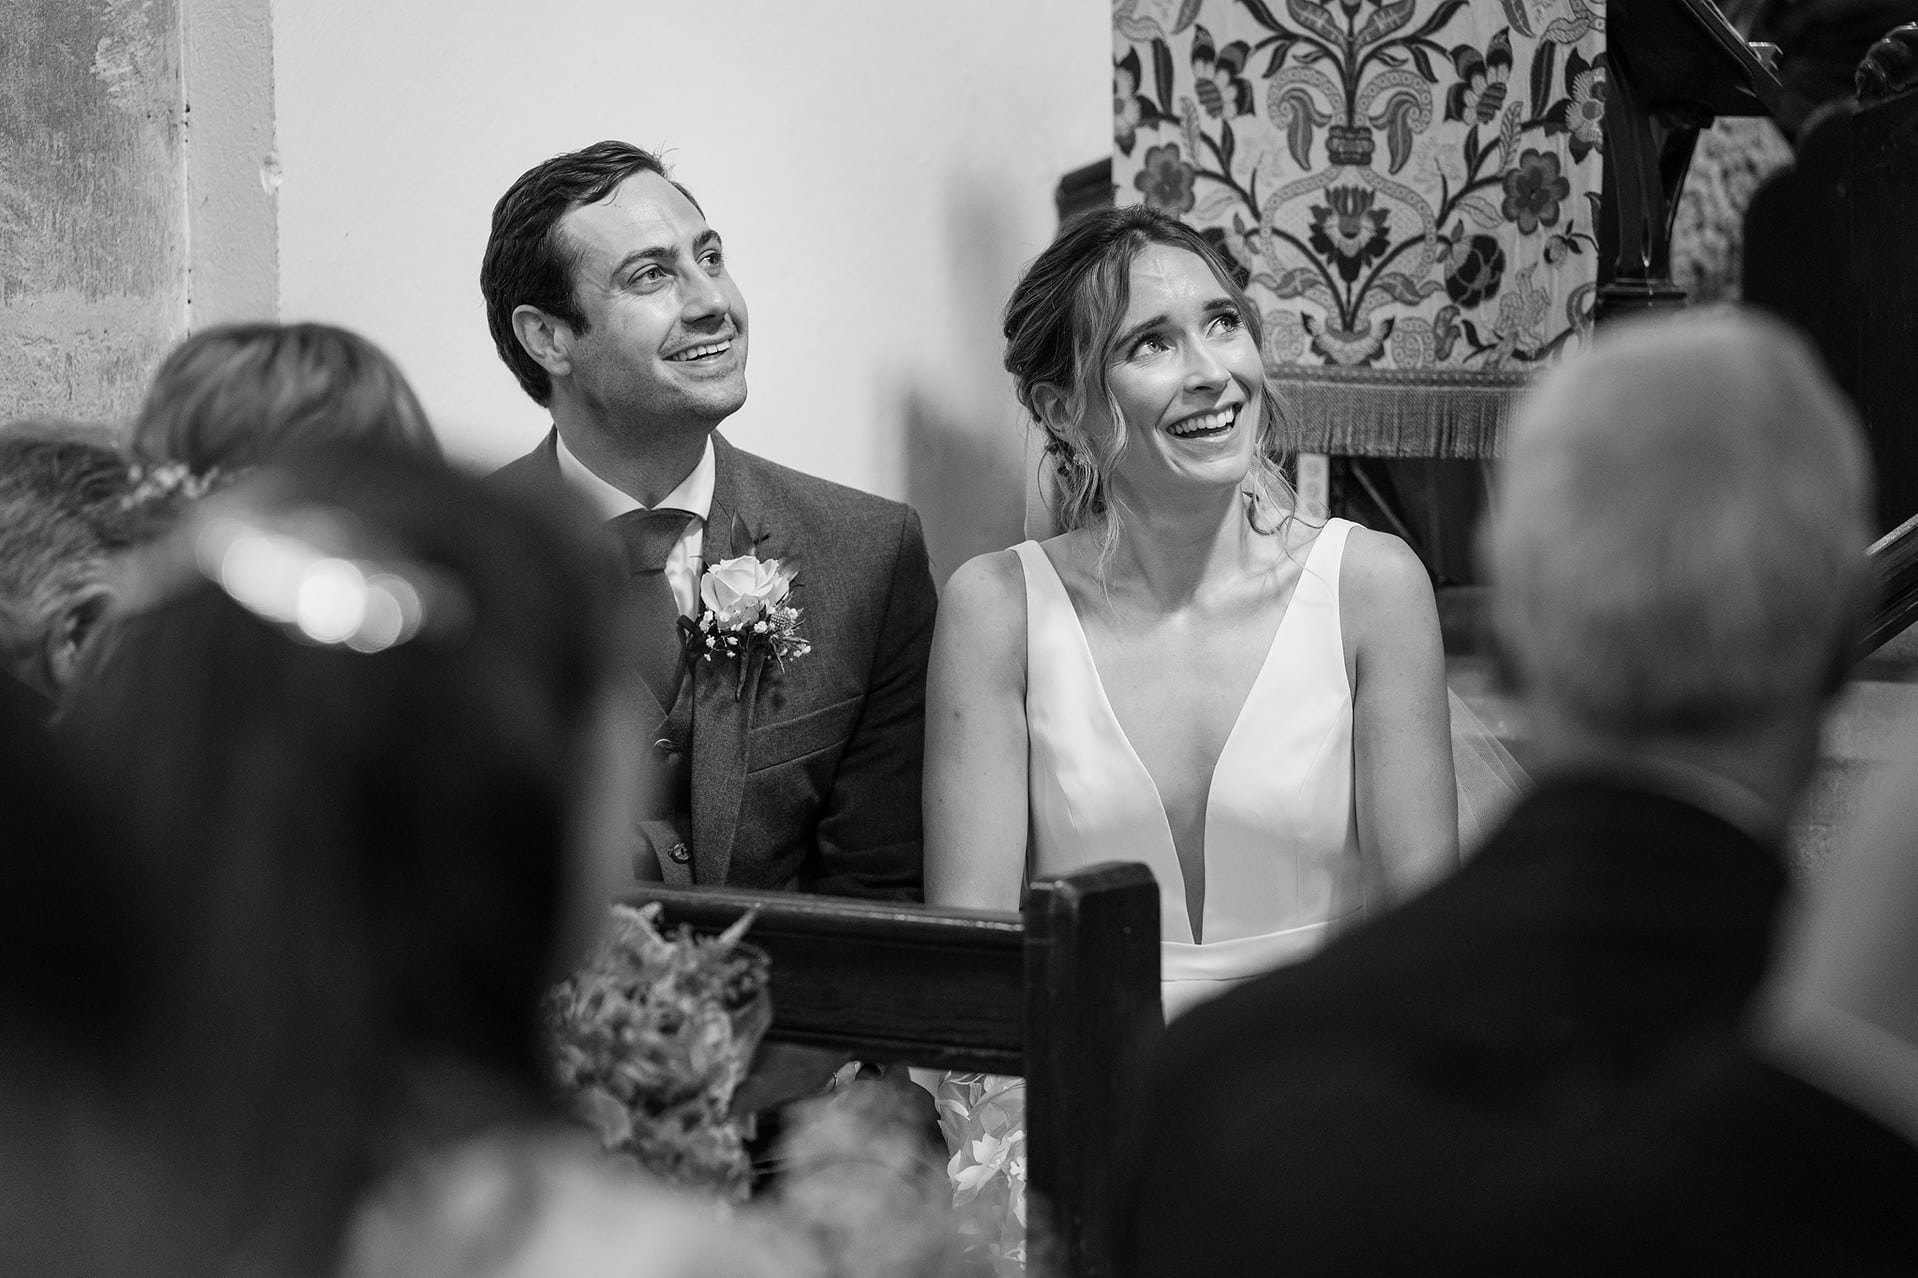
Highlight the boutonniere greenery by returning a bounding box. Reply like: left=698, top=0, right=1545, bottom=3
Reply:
left=678, top=535, right=811, bottom=701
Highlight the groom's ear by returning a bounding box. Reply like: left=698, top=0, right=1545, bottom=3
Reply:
left=512, top=305, right=573, bottom=381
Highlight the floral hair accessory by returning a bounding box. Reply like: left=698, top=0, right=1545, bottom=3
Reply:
left=678, top=548, right=811, bottom=700
left=114, top=490, right=472, bottom=654
left=121, top=460, right=229, bottom=511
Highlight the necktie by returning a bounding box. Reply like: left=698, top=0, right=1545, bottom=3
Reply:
left=610, top=507, right=698, bottom=706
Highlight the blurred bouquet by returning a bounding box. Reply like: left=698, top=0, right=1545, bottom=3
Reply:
left=766, top=1076, right=964, bottom=1278
left=936, top=1072, right=1033, bottom=1276
left=762, top=1074, right=1056, bottom=1278
left=544, top=903, right=771, bottom=1201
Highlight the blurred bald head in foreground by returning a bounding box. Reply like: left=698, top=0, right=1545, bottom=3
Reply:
left=1488, top=309, right=1874, bottom=832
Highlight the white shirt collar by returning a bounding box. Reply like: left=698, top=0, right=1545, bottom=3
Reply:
left=554, top=432, right=715, bottom=524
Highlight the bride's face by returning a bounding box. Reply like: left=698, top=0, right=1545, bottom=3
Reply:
left=1099, top=244, right=1263, bottom=506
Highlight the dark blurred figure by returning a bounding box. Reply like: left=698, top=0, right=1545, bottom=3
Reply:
left=0, top=623, right=207, bottom=1275
left=1117, top=311, right=1875, bottom=1275
left=61, top=444, right=766, bottom=1276
left=130, top=321, right=441, bottom=473
left=0, top=421, right=137, bottom=704
left=1427, top=711, right=1918, bottom=1272
left=1754, top=0, right=1918, bottom=136
left=1672, top=0, right=1918, bottom=303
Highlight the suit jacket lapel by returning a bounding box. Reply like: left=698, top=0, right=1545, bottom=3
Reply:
left=690, top=435, right=752, bottom=887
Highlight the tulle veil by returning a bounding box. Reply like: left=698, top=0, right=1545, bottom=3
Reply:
left=1450, top=686, right=1528, bottom=854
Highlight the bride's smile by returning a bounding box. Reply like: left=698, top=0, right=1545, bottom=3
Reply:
left=1102, top=243, right=1265, bottom=496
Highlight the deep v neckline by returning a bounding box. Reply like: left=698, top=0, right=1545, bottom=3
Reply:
left=1029, top=527, right=1329, bottom=942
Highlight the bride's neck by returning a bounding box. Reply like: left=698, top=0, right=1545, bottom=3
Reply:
left=1108, top=489, right=1264, bottom=603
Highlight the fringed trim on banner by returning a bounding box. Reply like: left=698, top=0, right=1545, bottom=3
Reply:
left=1269, top=367, right=1533, bottom=459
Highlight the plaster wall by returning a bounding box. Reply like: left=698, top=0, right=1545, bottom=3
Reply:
left=269, top=1, right=1110, bottom=579
left=181, top=0, right=277, bottom=326
left=0, top=0, right=188, bottom=423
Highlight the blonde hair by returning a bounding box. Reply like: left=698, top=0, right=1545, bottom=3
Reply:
left=1003, top=206, right=1297, bottom=569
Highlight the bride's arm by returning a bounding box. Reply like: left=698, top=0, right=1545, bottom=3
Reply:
left=1341, top=526, right=1459, bottom=905
left=923, top=550, right=1029, bottom=911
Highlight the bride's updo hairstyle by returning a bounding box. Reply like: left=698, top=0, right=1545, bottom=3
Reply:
left=1002, top=204, right=1296, bottom=555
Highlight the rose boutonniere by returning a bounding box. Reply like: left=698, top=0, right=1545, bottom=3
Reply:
left=678, top=551, right=811, bottom=700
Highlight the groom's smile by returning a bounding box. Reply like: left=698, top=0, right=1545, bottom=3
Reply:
left=556, top=170, right=751, bottom=442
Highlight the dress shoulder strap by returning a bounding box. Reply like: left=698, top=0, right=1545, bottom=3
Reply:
left=1299, top=516, right=1353, bottom=598
left=1010, top=539, right=1068, bottom=622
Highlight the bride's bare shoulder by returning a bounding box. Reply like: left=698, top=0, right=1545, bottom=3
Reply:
left=943, top=526, right=1095, bottom=645
left=1335, top=522, right=1439, bottom=635
left=939, top=547, right=1029, bottom=638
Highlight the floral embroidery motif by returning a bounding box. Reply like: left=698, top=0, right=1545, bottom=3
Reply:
left=1191, top=24, right=1255, bottom=119
left=1447, top=30, right=1515, bottom=126
left=1133, top=140, right=1197, bottom=213
left=1308, top=187, right=1393, bottom=283
left=1546, top=46, right=1608, bottom=162
left=1114, top=48, right=1158, bottom=156
left=1501, top=148, right=1570, bottom=234
left=1111, top=0, right=1603, bottom=430
left=1445, top=233, right=1507, bottom=308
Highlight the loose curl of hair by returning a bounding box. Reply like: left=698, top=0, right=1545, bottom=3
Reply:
left=1002, top=205, right=1299, bottom=569
left=481, top=141, right=704, bottom=406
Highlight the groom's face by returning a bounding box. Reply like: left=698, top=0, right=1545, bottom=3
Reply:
left=554, top=171, right=750, bottom=441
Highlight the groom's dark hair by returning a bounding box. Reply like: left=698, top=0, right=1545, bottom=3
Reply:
left=481, top=140, right=704, bottom=406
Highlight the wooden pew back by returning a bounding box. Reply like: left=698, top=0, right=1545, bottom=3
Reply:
left=623, top=862, right=1161, bottom=1278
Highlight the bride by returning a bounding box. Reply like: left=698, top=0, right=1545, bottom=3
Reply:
left=921, top=205, right=1505, bottom=1270
left=926, top=205, right=1461, bottom=1017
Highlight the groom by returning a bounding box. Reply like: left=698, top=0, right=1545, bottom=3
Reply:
left=482, top=141, right=936, bottom=901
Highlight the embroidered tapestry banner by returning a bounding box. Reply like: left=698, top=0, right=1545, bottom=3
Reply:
left=1111, top=0, right=1605, bottom=456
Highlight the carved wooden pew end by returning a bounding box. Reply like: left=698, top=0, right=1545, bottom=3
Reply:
left=621, top=862, right=1162, bottom=1278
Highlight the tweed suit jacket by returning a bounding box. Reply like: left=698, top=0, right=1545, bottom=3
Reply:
left=1118, top=775, right=1794, bottom=1276
left=491, top=430, right=936, bottom=900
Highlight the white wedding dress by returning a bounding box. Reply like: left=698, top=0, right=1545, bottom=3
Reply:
left=1018, top=520, right=1367, bottom=1017
left=937, top=519, right=1526, bottom=1270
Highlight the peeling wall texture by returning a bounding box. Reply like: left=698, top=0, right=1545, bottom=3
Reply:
left=0, top=0, right=187, bottom=424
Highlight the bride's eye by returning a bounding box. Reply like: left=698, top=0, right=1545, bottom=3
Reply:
left=1129, top=332, right=1170, bottom=358
left=1209, top=308, right=1245, bottom=335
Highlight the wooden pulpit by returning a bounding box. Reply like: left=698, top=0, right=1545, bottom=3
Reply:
left=1595, top=0, right=1783, bottom=318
